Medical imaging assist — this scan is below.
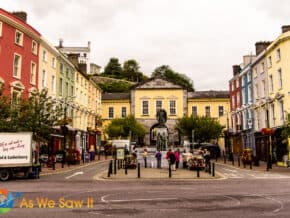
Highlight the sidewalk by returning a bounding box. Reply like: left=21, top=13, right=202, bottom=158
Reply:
left=40, top=155, right=111, bottom=176
left=215, top=155, right=290, bottom=174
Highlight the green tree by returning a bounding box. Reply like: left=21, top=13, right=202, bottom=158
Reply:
left=122, top=59, right=140, bottom=82
left=0, top=90, right=14, bottom=131
left=98, top=81, right=132, bottom=93
left=176, top=116, right=224, bottom=143
left=103, top=57, right=122, bottom=79
left=152, top=65, right=194, bottom=91
left=105, top=115, right=146, bottom=139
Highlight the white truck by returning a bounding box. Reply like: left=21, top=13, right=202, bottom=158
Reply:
left=0, top=132, right=37, bottom=181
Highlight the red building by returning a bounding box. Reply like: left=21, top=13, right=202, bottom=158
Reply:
left=229, top=65, right=243, bottom=154
left=0, top=9, right=41, bottom=101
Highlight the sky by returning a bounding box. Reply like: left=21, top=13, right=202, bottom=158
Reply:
left=1, top=0, right=289, bottom=90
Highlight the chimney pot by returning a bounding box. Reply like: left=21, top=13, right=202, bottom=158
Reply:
left=255, top=41, right=271, bottom=55
left=232, top=65, right=241, bottom=76
left=282, top=25, right=290, bottom=33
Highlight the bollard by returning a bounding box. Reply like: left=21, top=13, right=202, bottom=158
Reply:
left=125, top=162, right=128, bottom=175
left=250, top=161, right=252, bottom=169
left=215, top=154, right=218, bottom=162
left=212, top=163, right=215, bottom=177
left=114, top=159, right=117, bottom=174
left=137, top=163, right=141, bottom=178
left=169, top=165, right=172, bottom=178
left=238, top=156, right=240, bottom=167
left=232, top=156, right=234, bottom=166
left=98, top=151, right=100, bottom=161
left=224, top=155, right=226, bottom=164
left=52, top=162, right=55, bottom=170
left=117, top=160, right=120, bottom=170
left=197, top=167, right=200, bottom=178
left=208, top=161, right=211, bottom=174
left=107, top=160, right=112, bottom=177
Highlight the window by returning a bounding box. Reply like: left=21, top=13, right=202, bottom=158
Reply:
left=30, top=62, right=36, bottom=84
left=231, top=96, right=235, bottom=108
left=0, top=21, right=2, bottom=37
left=278, top=68, right=282, bottom=89
left=247, top=72, right=251, bottom=82
left=192, top=106, right=197, bottom=117
left=169, top=100, right=176, bottom=115
left=15, top=30, right=23, bottom=46
left=65, top=82, right=69, bottom=97
left=276, top=48, right=281, bottom=61
left=32, top=41, right=37, bottom=55
left=237, top=93, right=240, bottom=105
left=261, top=80, right=265, bottom=98
left=121, top=107, right=126, bottom=118
left=66, top=68, right=69, bottom=79
left=248, top=84, right=252, bottom=103
left=270, top=104, right=275, bottom=126
left=51, top=75, right=55, bottom=94
left=52, top=57, right=56, bottom=68
left=279, top=100, right=284, bottom=122
left=13, top=54, right=21, bottom=78
left=269, top=75, right=273, bottom=92
left=205, top=106, right=210, bottom=117
left=142, top=100, right=149, bottom=115
left=261, top=62, right=265, bottom=73
left=108, top=107, right=114, bottom=119
left=60, top=63, right=64, bottom=74
left=231, top=82, right=234, bottom=91
left=218, top=106, right=224, bottom=117
left=268, top=56, right=272, bottom=67
left=11, top=90, right=21, bottom=107
left=235, top=79, right=239, bottom=88
left=71, top=85, right=74, bottom=97
left=42, top=50, right=47, bottom=62
left=41, top=70, right=46, bottom=88
left=156, top=100, right=162, bottom=114
left=254, top=84, right=259, bottom=100
left=59, top=78, right=63, bottom=96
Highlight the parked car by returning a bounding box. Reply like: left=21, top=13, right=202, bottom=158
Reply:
left=56, top=153, right=64, bottom=162
left=39, top=153, right=49, bottom=163
left=200, top=143, right=221, bottom=158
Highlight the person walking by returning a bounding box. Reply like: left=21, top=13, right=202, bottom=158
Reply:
left=182, top=149, right=188, bottom=169
left=169, top=150, right=176, bottom=171
left=155, top=150, right=162, bottom=168
left=175, top=149, right=180, bottom=169
left=143, top=149, right=148, bottom=168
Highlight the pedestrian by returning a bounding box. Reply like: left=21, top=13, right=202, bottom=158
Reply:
left=155, top=150, right=162, bottom=168
left=204, top=149, right=211, bottom=172
left=175, top=149, right=180, bottom=169
left=143, top=149, right=148, bottom=168
left=182, top=149, right=188, bottom=169
left=169, top=150, right=176, bottom=171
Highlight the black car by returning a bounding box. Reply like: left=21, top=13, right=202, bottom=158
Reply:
left=200, top=143, right=221, bottom=158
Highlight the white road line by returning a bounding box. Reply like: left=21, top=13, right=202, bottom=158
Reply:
left=101, top=194, right=177, bottom=203
left=223, top=168, right=238, bottom=173
left=65, top=171, right=84, bottom=179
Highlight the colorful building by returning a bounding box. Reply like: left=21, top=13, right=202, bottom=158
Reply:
left=0, top=9, right=40, bottom=100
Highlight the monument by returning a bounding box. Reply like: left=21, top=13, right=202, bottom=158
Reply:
left=155, top=109, right=168, bottom=151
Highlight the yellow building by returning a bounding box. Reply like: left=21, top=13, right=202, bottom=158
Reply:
left=38, top=36, right=59, bottom=97
left=265, top=26, right=290, bottom=128
left=102, top=77, right=229, bottom=147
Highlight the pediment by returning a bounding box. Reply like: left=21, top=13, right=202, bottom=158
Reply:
left=135, top=78, right=183, bottom=89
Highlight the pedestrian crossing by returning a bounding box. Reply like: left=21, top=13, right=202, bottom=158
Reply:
left=220, top=166, right=290, bottom=179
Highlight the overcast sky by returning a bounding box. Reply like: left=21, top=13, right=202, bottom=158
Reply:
left=1, top=0, right=289, bottom=90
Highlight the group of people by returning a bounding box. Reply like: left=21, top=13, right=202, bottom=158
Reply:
left=154, top=148, right=181, bottom=170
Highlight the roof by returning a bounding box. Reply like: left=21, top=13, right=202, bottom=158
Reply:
left=188, top=90, right=229, bottom=99
left=102, top=93, right=130, bottom=100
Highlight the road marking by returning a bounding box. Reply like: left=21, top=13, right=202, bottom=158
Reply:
left=101, top=194, right=177, bottom=203
left=223, top=168, right=238, bottom=173
left=65, top=171, right=84, bottom=179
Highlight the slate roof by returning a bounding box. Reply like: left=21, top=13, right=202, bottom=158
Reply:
left=188, top=90, right=229, bottom=99
left=102, top=92, right=130, bottom=100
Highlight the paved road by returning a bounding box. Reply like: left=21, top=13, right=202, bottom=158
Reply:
left=3, top=160, right=290, bottom=218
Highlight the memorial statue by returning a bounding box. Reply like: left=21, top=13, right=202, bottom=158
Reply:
left=156, top=109, right=167, bottom=124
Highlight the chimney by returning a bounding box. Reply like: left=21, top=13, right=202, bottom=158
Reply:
left=255, top=41, right=271, bottom=55
left=67, top=53, right=80, bottom=68
left=78, top=63, right=87, bottom=74
left=282, top=25, right=290, bottom=33
left=12, top=11, right=27, bottom=22
left=59, top=38, right=63, bottom=48
left=232, top=65, right=241, bottom=76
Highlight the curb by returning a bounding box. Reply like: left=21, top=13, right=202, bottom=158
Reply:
left=40, top=159, right=110, bottom=176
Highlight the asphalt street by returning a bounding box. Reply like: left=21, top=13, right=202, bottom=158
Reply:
left=2, top=160, right=290, bottom=218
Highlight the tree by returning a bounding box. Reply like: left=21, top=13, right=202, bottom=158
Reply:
left=105, top=115, right=146, bottom=140
left=98, top=81, right=132, bottom=93
left=122, top=59, right=140, bottom=82
left=103, top=57, right=122, bottom=79
left=176, top=116, right=224, bottom=143
left=152, top=65, right=194, bottom=91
